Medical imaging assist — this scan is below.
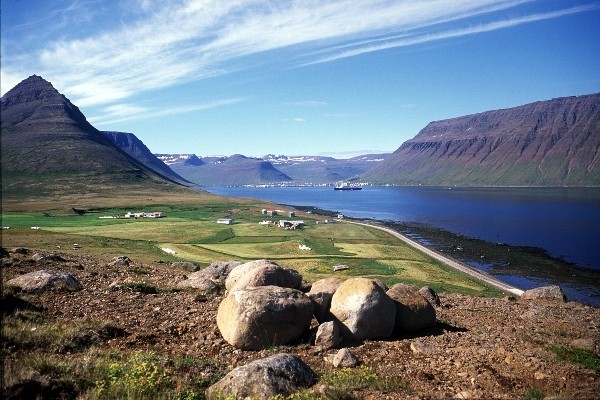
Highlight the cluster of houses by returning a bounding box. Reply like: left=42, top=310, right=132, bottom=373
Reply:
left=216, top=209, right=342, bottom=229
left=99, top=211, right=164, bottom=219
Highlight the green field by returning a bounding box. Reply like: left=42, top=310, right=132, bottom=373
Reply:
left=1, top=203, right=503, bottom=296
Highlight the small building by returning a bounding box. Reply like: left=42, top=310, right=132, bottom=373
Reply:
left=144, top=212, right=164, bottom=218
left=288, top=211, right=296, bottom=217
left=266, top=210, right=278, bottom=216
left=217, top=218, right=233, bottom=225
left=278, top=220, right=305, bottom=229
left=299, top=244, right=311, bottom=251
left=261, top=209, right=268, bottom=215
left=336, top=214, right=344, bottom=219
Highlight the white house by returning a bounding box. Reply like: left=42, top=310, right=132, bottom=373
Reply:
left=217, top=218, right=233, bottom=224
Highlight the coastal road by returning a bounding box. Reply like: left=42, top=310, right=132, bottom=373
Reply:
left=345, top=220, right=524, bottom=296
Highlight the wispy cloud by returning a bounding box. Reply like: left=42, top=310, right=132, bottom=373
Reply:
left=304, top=4, right=600, bottom=65
left=2, top=0, right=597, bottom=122
left=285, top=100, right=329, bottom=107
left=88, top=97, right=247, bottom=125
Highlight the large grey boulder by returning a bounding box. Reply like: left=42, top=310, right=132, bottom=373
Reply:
left=329, top=277, right=395, bottom=341
left=201, top=260, right=243, bottom=283
left=6, top=270, right=81, bottom=293
left=217, top=285, right=314, bottom=350
left=177, top=260, right=242, bottom=292
left=521, top=285, right=567, bottom=302
left=206, top=353, right=316, bottom=400
left=307, top=277, right=343, bottom=323
left=387, top=283, right=436, bottom=333
left=170, top=261, right=199, bottom=272
left=225, top=260, right=302, bottom=293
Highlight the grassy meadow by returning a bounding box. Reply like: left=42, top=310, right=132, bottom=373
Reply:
left=1, top=198, right=502, bottom=296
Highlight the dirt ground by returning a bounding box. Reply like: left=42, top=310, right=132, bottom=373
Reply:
left=2, top=248, right=599, bottom=399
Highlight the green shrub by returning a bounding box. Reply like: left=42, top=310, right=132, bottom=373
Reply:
left=548, top=344, right=600, bottom=372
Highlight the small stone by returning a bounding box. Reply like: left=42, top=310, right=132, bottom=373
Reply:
left=411, top=340, right=436, bottom=354
left=329, top=348, right=360, bottom=368
left=534, top=371, right=550, bottom=380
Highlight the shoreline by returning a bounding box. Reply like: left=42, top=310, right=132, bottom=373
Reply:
left=344, top=220, right=525, bottom=296
left=289, top=204, right=600, bottom=307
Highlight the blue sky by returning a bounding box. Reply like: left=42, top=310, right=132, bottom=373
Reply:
left=2, top=0, right=600, bottom=158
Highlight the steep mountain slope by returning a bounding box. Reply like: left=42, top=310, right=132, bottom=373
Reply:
left=264, top=154, right=388, bottom=183
left=103, top=131, right=190, bottom=185
left=363, top=94, right=600, bottom=186
left=159, top=154, right=292, bottom=186
left=0, top=75, right=190, bottom=203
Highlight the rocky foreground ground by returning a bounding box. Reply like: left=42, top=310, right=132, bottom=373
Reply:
left=2, top=248, right=599, bottom=399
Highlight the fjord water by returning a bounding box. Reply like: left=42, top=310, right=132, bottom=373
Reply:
left=205, top=186, right=600, bottom=304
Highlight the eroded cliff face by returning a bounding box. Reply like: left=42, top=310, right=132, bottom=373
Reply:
left=364, top=94, right=600, bottom=186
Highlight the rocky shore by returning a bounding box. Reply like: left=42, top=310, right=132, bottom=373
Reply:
left=2, top=248, right=599, bottom=399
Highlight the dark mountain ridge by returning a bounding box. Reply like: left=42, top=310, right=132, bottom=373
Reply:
left=102, top=131, right=190, bottom=185
left=1, top=75, right=188, bottom=201
left=363, top=94, right=600, bottom=186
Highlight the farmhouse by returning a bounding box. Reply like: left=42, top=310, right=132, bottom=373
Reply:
left=217, top=218, right=233, bottom=225
left=278, top=220, right=305, bottom=229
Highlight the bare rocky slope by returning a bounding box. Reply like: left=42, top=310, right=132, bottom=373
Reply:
left=2, top=249, right=599, bottom=399
left=363, top=94, right=600, bottom=186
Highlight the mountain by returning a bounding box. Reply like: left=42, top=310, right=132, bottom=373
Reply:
left=157, top=154, right=292, bottom=186
left=363, top=94, right=600, bottom=186
left=0, top=75, right=190, bottom=203
left=264, top=154, right=389, bottom=183
left=102, top=131, right=190, bottom=185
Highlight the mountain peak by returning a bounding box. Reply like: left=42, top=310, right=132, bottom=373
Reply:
left=1, top=75, right=61, bottom=105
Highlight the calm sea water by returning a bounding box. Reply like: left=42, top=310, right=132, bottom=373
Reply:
left=204, top=186, right=600, bottom=304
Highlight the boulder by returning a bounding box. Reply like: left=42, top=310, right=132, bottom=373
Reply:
left=31, top=253, right=66, bottom=263
left=170, top=261, right=199, bottom=272
left=521, top=285, right=567, bottom=302
left=201, top=260, right=243, bottom=283
left=206, top=353, right=316, bottom=400
left=177, top=260, right=242, bottom=292
left=315, top=321, right=340, bottom=350
left=6, top=270, right=81, bottom=293
left=419, top=286, right=441, bottom=306
left=387, top=283, right=436, bottom=333
left=225, top=260, right=302, bottom=293
left=108, top=255, right=130, bottom=267
left=11, top=247, right=29, bottom=255
left=307, top=277, right=343, bottom=323
left=329, top=277, right=395, bottom=341
left=217, top=285, right=314, bottom=350
left=177, top=277, right=219, bottom=294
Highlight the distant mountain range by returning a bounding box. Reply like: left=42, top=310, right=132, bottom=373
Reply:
left=3, top=75, right=598, bottom=196
left=363, top=94, right=600, bottom=186
left=156, top=153, right=389, bottom=186
left=0, top=75, right=190, bottom=201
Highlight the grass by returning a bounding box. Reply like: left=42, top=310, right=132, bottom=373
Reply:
left=548, top=344, right=600, bottom=373
left=272, top=365, right=410, bottom=400
left=1, top=201, right=505, bottom=298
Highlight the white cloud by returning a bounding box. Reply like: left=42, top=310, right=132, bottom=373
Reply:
left=89, top=98, right=247, bottom=126
left=286, top=100, right=329, bottom=107
left=3, top=0, right=597, bottom=123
